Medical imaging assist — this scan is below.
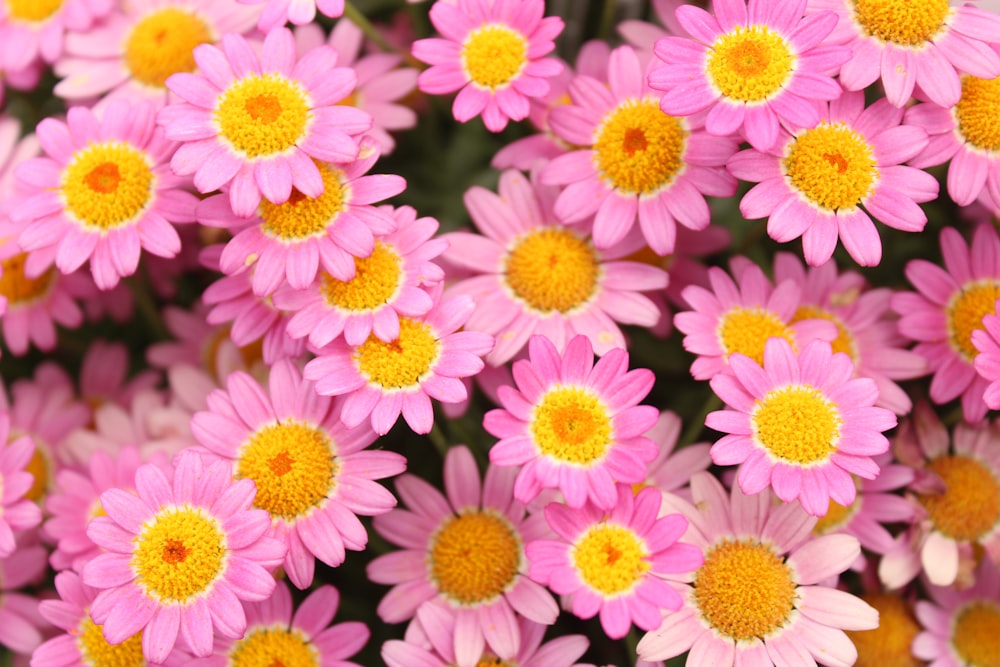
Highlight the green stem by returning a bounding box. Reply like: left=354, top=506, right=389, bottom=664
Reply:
left=344, top=1, right=396, bottom=53
left=681, top=393, right=722, bottom=446
left=428, top=422, right=451, bottom=459
left=127, top=275, right=169, bottom=341
left=625, top=627, right=640, bottom=666
left=598, top=0, right=618, bottom=40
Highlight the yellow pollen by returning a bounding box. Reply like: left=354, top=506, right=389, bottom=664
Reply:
left=259, top=163, right=347, bottom=240
left=812, top=498, right=859, bottom=534
left=752, top=385, right=842, bottom=465
left=460, top=24, right=527, bottom=90
left=846, top=593, right=923, bottom=667
left=572, top=524, right=650, bottom=596
left=946, top=280, right=1000, bottom=362
left=530, top=386, right=612, bottom=466
left=321, top=241, right=402, bottom=311
left=0, top=253, right=55, bottom=306
left=593, top=98, right=687, bottom=195
left=4, top=0, right=62, bottom=22
left=783, top=123, right=879, bottom=211
left=717, top=306, right=795, bottom=366
left=503, top=228, right=600, bottom=313
left=707, top=26, right=795, bottom=103
left=474, top=657, right=511, bottom=667
left=953, top=602, right=1000, bottom=667
left=694, top=539, right=797, bottom=641
left=215, top=74, right=311, bottom=158
left=429, top=510, right=522, bottom=605
left=354, top=316, right=440, bottom=390
left=956, top=76, right=1000, bottom=153
left=76, top=617, right=145, bottom=667
left=61, top=142, right=154, bottom=231
left=131, top=505, right=226, bottom=603
left=919, top=455, right=1000, bottom=542
left=236, top=421, right=337, bottom=521
left=23, top=446, right=50, bottom=502
left=229, top=626, right=319, bottom=667
left=124, top=8, right=213, bottom=88
left=793, top=306, right=858, bottom=362
left=852, top=0, right=950, bottom=46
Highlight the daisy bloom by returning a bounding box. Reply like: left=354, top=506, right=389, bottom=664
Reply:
left=444, top=169, right=668, bottom=365
left=707, top=338, right=896, bottom=516
left=892, top=223, right=1000, bottom=422
left=368, top=445, right=558, bottom=666
left=190, top=359, right=406, bottom=589
left=483, top=334, right=660, bottom=510
left=242, top=0, right=343, bottom=32
left=411, top=0, right=565, bottom=132
left=649, top=0, right=849, bottom=152
left=640, top=410, right=712, bottom=501
left=0, top=543, right=48, bottom=654
left=304, top=294, right=493, bottom=435
left=161, top=27, right=372, bottom=217
left=13, top=101, right=197, bottom=290
left=844, top=592, right=924, bottom=667
left=810, top=0, right=1000, bottom=108
left=526, top=484, right=703, bottom=638
left=542, top=45, right=738, bottom=253
left=82, top=452, right=286, bottom=663
left=0, top=414, right=41, bottom=557
left=637, top=472, right=879, bottom=666
left=730, top=90, right=938, bottom=267
left=0, top=0, right=110, bottom=72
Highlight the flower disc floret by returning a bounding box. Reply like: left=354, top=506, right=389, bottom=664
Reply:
left=707, top=26, right=796, bottom=103
left=919, top=455, right=1000, bottom=542
left=718, top=306, right=796, bottom=365
left=531, top=386, right=612, bottom=466
left=260, top=165, right=347, bottom=240
left=215, top=74, right=312, bottom=159
left=947, top=281, right=1000, bottom=362
left=594, top=98, right=686, bottom=195
left=503, top=228, right=599, bottom=313
left=0, top=253, right=55, bottom=306
left=955, top=76, right=1000, bottom=153
left=430, top=510, right=522, bottom=605
left=572, top=525, right=650, bottom=596
left=77, top=617, right=145, bottom=667
left=124, top=8, right=213, bottom=88
left=131, top=505, right=226, bottom=602
left=5, top=0, right=62, bottom=22
left=61, top=142, right=154, bottom=230
left=752, top=385, right=842, bottom=465
left=852, top=0, right=950, bottom=46
left=321, top=241, right=401, bottom=312
left=354, top=317, right=440, bottom=390
left=952, top=602, right=1000, bottom=666
left=229, top=627, right=318, bottom=667
left=784, top=123, right=878, bottom=211
left=846, top=593, right=922, bottom=667
left=461, top=24, right=527, bottom=91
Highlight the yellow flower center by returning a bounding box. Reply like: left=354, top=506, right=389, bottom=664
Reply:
left=429, top=510, right=522, bottom=605
left=460, top=24, right=527, bottom=91
left=792, top=306, right=858, bottom=362
left=813, top=498, right=860, bottom=534
left=752, top=385, right=842, bottom=465
left=259, top=164, right=347, bottom=240
left=23, top=444, right=50, bottom=503
left=131, top=505, right=226, bottom=603
left=474, top=658, right=511, bottom=667
left=123, top=8, right=213, bottom=89
left=955, top=76, right=1000, bottom=153
left=236, top=421, right=337, bottom=522
left=572, top=524, right=650, bottom=596
left=0, top=253, right=55, bottom=306
left=76, top=617, right=145, bottom=667
left=593, top=98, right=687, bottom=195
left=215, top=74, right=311, bottom=158
left=919, top=455, right=1000, bottom=542
left=717, top=306, right=796, bottom=366
left=4, top=0, right=62, bottom=22
left=707, top=26, right=795, bottom=103
left=229, top=626, right=319, bottom=667
left=846, top=593, right=923, bottom=667
left=503, top=228, right=600, bottom=313
left=946, top=280, right=1000, bottom=362
left=353, top=316, right=440, bottom=390
left=851, top=0, right=950, bottom=46
left=61, top=142, right=154, bottom=231
left=783, top=123, right=878, bottom=212
left=321, top=241, right=401, bottom=312
left=954, top=602, right=1000, bottom=667
left=531, top=386, right=613, bottom=466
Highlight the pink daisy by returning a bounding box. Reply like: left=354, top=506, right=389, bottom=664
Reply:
left=892, top=223, right=1000, bottom=422
left=13, top=100, right=197, bottom=290
left=82, top=452, right=286, bottom=663
left=160, top=27, right=372, bottom=216
left=637, top=472, right=879, bottom=666
left=411, top=0, right=565, bottom=132
left=541, top=45, right=738, bottom=253
left=77, top=339, right=161, bottom=410
left=241, top=0, right=343, bottom=32
left=730, top=90, right=939, bottom=267
left=974, top=301, right=1000, bottom=408
left=809, top=0, right=1000, bottom=108
left=526, top=484, right=703, bottom=638
left=0, top=0, right=110, bottom=72
left=304, top=293, right=493, bottom=435
left=444, top=168, right=668, bottom=364
left=641, top=410, right=712, bottom=501
left=190, top=359, right=406, bottom=589
left=368, top=445, right=558, bottom=666
left=706, top=337, right=897, bottom=516
left=649, top=0, right=850, bottom=152
left=0, top=543, right=49, bottom=655
left=483, top=334, right=660, bottom=510
left=0, top=414, right=41, bottom=558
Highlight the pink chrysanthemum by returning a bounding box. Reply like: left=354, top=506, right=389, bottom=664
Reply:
left=0, top=543, right=49, bottom=655
left=160, top=27, right=372, bottom=217
left=527, top=484, right=703, bottom=638
left=809, top=0, right=1000, bottom=108
left=411, top=0, right=564, bottom=132
left=892, top=223, right=1000, bottom=422
left=241, top=0, right=343, bottom=32
left=82, top=452, right=286, bottom=663
left=637, top=472, right=878, bottom=666
left=730, top=90, right=938, bottom=267
left=0, top=0, right=110, bottom=72
left=191, top=359, right=406, bottom=589
left=368, top=445, right=558, bottom=667
left=706, top=338, right=897, bottom=516
left=0, top=414, right=41, bottom=558
left=541, top=45, right=738, bottom=253
left=649, top=0, right=850, bottom=152
left=484, top=334, right=659, bottom=510
left=444, top=169, right=668, bottom=365
left=12, top=101, right=197, bottom=290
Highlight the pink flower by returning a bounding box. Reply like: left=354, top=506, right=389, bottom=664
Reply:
left=0, top=0, right=110, bottom=72
left=0, top=544, right=49, bottom=654
left=411, top=0, right=564, bottom=132
left=641, top=410, right=712, bottom=501
left=0, top=414, right=41, bottom=558
left=974, top=302, right=1000, bottom=408
left=241, top=0, right=344, bottom=32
